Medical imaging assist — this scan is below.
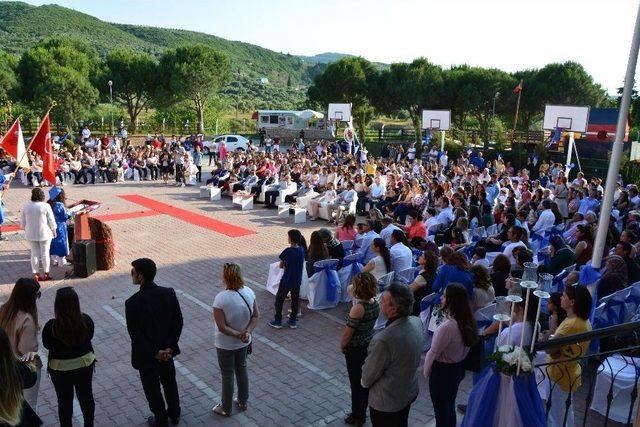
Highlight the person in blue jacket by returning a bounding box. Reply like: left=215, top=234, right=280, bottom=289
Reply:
left=432, top=251, right=475, bottom=298
left=47, top=186, right=71, bottom=266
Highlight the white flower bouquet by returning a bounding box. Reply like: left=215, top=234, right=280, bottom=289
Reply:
left=489, top=345, right=534, bottom=375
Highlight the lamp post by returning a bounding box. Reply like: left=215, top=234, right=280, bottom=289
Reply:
left=108, top=80, right=113, bottom=135
left=491, top=91, right=500, bottom=143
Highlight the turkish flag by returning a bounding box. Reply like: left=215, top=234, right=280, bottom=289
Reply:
left=0, top=118, right=29, bottom=168
left=30, top=114, right=56, bottom=184
left=513, top=80, right=523, bottom=94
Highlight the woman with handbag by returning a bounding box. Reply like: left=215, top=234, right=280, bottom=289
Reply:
left=212, top=263, right=259, bottom=417
left=423, top=283, right=478, bottom=427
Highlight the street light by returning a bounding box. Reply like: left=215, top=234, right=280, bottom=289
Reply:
left=108, top=80, right=113, bottom=135
left=491, top=91, right=500, bottom=142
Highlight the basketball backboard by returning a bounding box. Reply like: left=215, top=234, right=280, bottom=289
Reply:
left=328, top=103, right=352, bottom=123
left=422, top=110, right=451, bottom=130
left=543, top=105, right=590, bottom=132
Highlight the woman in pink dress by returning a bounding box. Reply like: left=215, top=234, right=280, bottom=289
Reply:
left=336, top=214, right=357, bottom=241
left=219, top=141, right=228, bottom=163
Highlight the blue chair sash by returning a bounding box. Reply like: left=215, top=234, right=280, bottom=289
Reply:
left=314, top=263, right=339, bottom=302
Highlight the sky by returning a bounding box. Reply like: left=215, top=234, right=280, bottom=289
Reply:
left=18, top=0, right=640, bottom=94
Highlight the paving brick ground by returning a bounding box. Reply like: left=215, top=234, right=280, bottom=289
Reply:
left=0, top=179, right=446, bottom=426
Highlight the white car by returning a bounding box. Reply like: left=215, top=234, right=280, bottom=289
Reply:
left=202, top=135, right=250, bottom=154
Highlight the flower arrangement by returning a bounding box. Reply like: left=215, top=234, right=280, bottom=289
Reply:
left=489, top=345, right=534, bottom=376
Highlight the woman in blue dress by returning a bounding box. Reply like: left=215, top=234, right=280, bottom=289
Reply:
left=47, top=186, right=71, bottom=266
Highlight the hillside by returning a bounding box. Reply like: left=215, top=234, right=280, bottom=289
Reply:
left=0, top=1, right=338, bottom=89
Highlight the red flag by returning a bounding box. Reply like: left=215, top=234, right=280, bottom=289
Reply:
left=513, top=80, right=523, bottom=94
left=30, top=114, right=55, bottom=184
left=0, top=118, right=29, bottom=167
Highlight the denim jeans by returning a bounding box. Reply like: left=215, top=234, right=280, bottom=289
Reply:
left=216, top=346, right=249, bottom=414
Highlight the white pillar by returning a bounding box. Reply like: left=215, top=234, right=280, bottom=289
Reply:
left=592, top=1, right=640, bottom=269
left=564, top=132, right=574, bottom=178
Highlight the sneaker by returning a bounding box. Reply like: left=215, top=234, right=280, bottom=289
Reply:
left=268, top=319, right=282, bottom=329
left=42, top=273, right=52, bottom=281
left=287, top=319, right=298, bottom=329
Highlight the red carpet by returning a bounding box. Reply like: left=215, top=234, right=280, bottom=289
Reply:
left=118, top=194, right=255, bottom=237
left=2, top=210, right=160, bottom=234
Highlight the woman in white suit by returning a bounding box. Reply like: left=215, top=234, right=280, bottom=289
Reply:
left=21, top=187, right=56, bottom=281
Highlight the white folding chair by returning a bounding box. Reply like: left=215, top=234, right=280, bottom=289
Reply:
left=307, top=259, right=341, bottom=310
left=395, top=267, right=418, bottom=285
left=591, top=355, right=640, bottom=423
left=377, top=272, right=395, bottom=293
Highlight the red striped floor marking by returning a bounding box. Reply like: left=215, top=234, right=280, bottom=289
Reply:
left=1, top=210, right=161, bottom=233
left=118, top=194, right=255, bottom=237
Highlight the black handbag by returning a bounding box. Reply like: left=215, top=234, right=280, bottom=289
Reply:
left=235, top=290, right=253, bottom=355
left=463, top=335, right=485, bottom=372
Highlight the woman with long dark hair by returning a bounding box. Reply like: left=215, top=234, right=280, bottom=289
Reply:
left=269, top=230, right=306, bottom=329
left=0, top=327, right=41, bottom=427
left=0, top=278, right=42, bottom=410
left=306, top=231, right=330, bottom=277
left=361, top=238, right=391, bottom=280
left=432, top=252, right=475, bottom=298
left=410, top=250, right=439, bottom=316
left=47, top=187, right=71, bottom=267
left=423, top=283, right=478, bottom=427
left=42, top=287, right=95, bottom=427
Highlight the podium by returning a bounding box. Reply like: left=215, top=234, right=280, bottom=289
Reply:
left=68, top=200, right=102, bottom=242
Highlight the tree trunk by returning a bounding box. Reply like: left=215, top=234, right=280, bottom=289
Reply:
left=409, top=107, right=422, bottom=144
left=129, top=110, right=138, bottom=134
left=197, top=104, right=205, bottom=134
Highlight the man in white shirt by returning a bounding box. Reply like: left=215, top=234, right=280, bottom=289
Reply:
left=532, top=199, right=556, bottom=235
left=407, top=143, right=416, bottom=162
left=439, top=151, right=448, bottom=168
left=379, top=217, right=401, bottom=247
left=389, top=230, right=413, bottom=273
left=358, top=221, right=381, bottom=263
left=81, top=125, right=91, bottom=141
left=435, top=196, right=454, bottom=226
left=368, top=176, right=386, bottom=208
left=503, top=226, right=528, bottom=265
left=423, top=208, right=439, bottom=235
left=326, top=182, right=357, bottom=223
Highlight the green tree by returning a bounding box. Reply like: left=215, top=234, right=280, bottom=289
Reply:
left=307, top=57, right=377, bottom=141
left=158, top=44, right=231, bottom=134
left=374, top=58, right=443, bottom=142
left=443, top=66, right=515, bottom=148
left=0, top=51, right=18, bottom=124
left=17, top=37, right=99, bottom=126
left=104, top=50, right=158, bottom=133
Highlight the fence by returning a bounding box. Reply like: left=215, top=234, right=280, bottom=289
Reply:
left=533, top=320, right=640, bottom=426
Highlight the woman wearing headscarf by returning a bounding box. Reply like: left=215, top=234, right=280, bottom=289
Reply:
left=598, top=255, right=628, bottom=298
left=47, top=187, right=72, bottom=267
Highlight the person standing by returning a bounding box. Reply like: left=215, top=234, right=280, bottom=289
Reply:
left=211, top=263, right=260, bottom=417
left=0, top=172, right=10, bottom=241
left=269, top=229, right=306, bottom=329
left=21, top=188, right=56, bottom=281
left=423, top=284, right=478, bottom=427
left=361, top=283, right=423, bottom=427
left=0, top=278, right=43, bottom=411
left=47, top=187, right=71, bottom=267
left=0, top=327, right=42, bottom=427
left=42, top=287, right=95, bottom=427
left=193, top=146, right=203, bottom=183
left=340, top=273, right=379, bottom=426
left=125, top=258, right=183, bottom=427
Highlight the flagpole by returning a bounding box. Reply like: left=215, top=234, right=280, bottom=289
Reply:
left=3, top=102, right=56, bottom=191
left=512, top=79, right=523, bottom=169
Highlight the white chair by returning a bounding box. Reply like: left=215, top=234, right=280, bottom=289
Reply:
left=317, top=196, right=358, bottom=221
left=474, top=303, right=497, bottom=332
left=338, top=253, right=363, bottom=303
left=232, top=194, right=253, bottom=210
left=486, top=224, right=498, bottom=236
left=295, top=192, right=319, bottom=211
left=395, top=267, right=418, bottom=285
left=307, top=259, right=341, bottom=310
left=266, top=260, right=309, bottom=299
left=200, top=186, right=221, bottom=201
left=591, top=354, right=640, bottom=423
left=277, top=182, right=298, bottom=205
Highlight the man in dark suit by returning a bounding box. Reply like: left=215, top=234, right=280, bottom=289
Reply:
left=126, top=258, right=183, bottom=427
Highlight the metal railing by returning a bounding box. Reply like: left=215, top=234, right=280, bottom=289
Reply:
left=533, top=321, right=640, bottom=427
